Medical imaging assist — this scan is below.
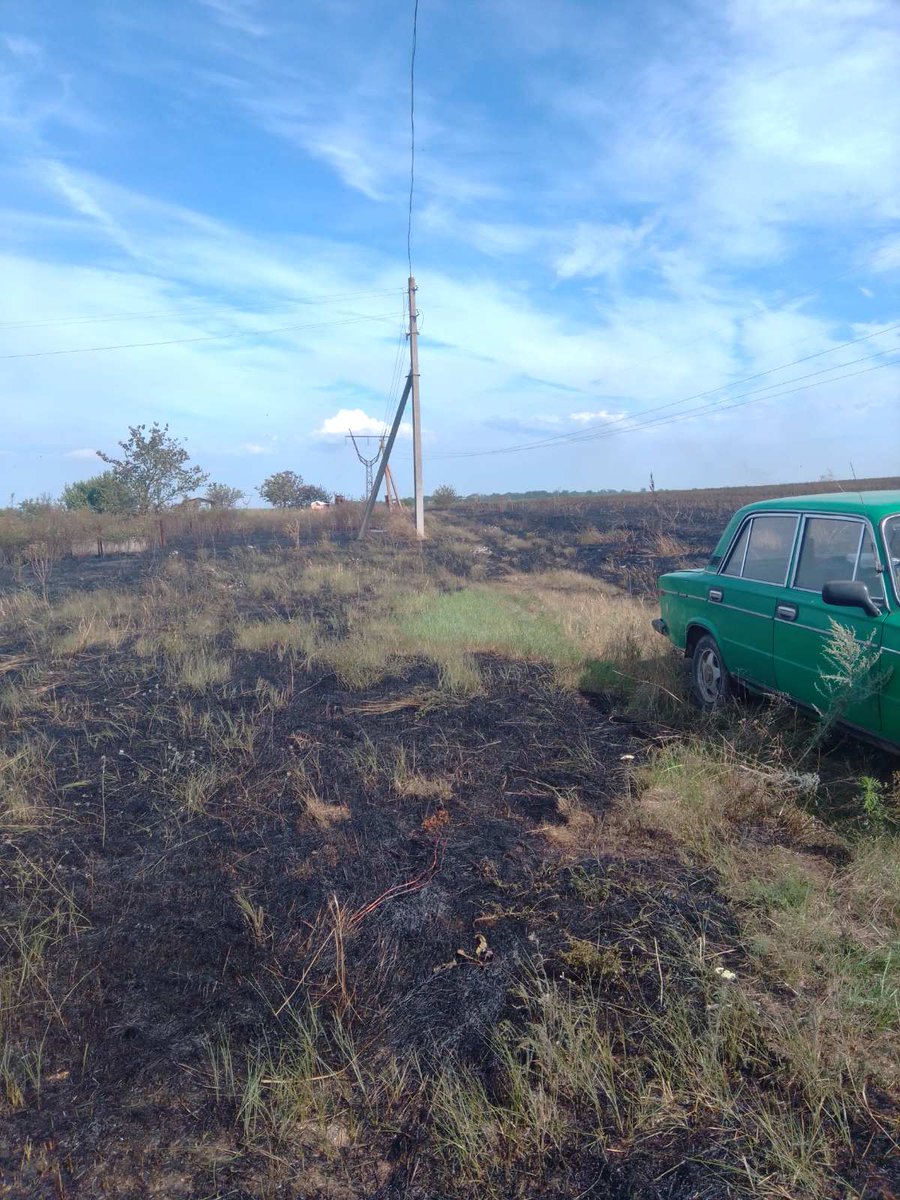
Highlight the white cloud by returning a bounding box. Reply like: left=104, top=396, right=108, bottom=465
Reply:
left=65, top=448, right=100, bottom=459
left=316, top=408, right=411, bottom=440
left=569, top=410, right=624, bottom=424
left=241, top=443, right=274, bottom=455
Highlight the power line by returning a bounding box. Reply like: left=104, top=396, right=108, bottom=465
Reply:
left=431, top=317, right=900, bottom=459
left=407, top=0, right=419, bottom=277
left=0, top=288, right=405, bottom=332
left=382, top=300, right=409, bottom=434
left=432, top=350, right=900, bottom=460
left=593, top=354, right=900, bottom=447
left=0, top=311, right=400, bottom=362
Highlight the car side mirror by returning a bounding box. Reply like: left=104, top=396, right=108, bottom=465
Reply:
left=821, top=579, right=881, bottom=618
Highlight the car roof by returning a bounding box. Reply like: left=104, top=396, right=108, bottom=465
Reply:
left=738, top=490, right=900, bottom=523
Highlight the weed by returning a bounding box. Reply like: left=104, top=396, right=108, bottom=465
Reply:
left=171, top=764, right=222, bottom=816
left=168, top=647, right=231, bottom=692
left=812, top=619, right=892, bottom=747
left=234, top=891, right=268, bottom=946
left=858, top=775, right=889, bottom=829
left=0, top=739, right=55, bottom=830
left=229, top=1005, right=357, bottom=1149
left=436, top=653, right=483, bottom=697
left=559, top=936, right=623, bottom=983
left=236, top=618, right=318, bottom=659
left=315, top=632, right=395, bottom=690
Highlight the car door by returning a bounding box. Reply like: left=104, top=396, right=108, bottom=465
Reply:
left=881, top=612, right=900, bottom=745
left=773, top=513, right=886, bottom=734
left=712, top=512, right=799, bottom=689
left=877, top=515, right=900, bottom=745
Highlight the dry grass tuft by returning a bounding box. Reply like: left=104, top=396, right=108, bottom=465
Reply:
left=303, top=791, right=351, bottom=827
left=533, top=787, right=600, bottom=852
left=391, top=747, right=454, bottom=802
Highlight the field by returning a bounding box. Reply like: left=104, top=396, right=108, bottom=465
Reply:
left=1, top=480, right=899, bottom=1199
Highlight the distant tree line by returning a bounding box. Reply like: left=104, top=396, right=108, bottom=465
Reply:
left=12, top=422, right=332, bottom=515
left=424, top=484, right=636, bottom=506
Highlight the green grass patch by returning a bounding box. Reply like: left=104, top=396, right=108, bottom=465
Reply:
left=837, top=940, right=900, bottom=1031
left=396, top=587, right=579, bottom=666
left=744, top=871, right=817, bottom=912
left=578, top=658, right=621, bottom=693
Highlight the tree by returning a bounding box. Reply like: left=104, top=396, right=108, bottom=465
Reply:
left=61, top=470, right=137, bottom=514
left=258, top=470, right=330, bottom=508
left=18, top=493, right=58, bottom=516
left=430, top=483, right=460, bottom=507
left=205, top=482, right=246, bottom=508
left=97, top=423, right=208, bottom=513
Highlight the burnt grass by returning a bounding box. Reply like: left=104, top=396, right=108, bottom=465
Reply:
left=1, top=502, right=898, bottom=1199
left=1, top=650, right=749, bottom=1200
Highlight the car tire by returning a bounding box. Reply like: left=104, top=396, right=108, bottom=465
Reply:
left=691, top=634, right=732, bottom=709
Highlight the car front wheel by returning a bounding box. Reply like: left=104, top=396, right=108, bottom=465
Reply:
left=691, top=634, right=732, bottom=708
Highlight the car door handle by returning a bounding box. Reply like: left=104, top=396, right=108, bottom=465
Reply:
left=776, top=603, right=798, bottom=622
left=708, top=587, right=723, bottom=603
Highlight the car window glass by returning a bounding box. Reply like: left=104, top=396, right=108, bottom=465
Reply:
left=720, top=521, right=750, bottom=576
left=793, top=517, right=862, bottom=592
left=741, top=515, right=797, bottom=584
left=886, top=516, right=900, bottom=599
left=855, top=529, right=884, bottom=602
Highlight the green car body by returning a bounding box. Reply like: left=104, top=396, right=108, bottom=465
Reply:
left=655, top=491, right=900, bottom=750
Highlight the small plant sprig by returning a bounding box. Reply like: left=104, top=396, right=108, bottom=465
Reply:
left=858, top=776, right=889, bottom=830
left=810, top=619, right=892, bottom=749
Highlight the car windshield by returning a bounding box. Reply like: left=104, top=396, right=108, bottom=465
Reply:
left=885, top=516, right=900, bottom=598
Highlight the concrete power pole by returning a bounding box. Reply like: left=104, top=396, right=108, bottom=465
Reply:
left=358, top=277, right=424, bottom=540
left=408, top=275, right=424, bottom=539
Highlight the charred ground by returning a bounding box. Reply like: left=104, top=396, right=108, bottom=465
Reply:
left=1, top=491, right=898, bottom=1198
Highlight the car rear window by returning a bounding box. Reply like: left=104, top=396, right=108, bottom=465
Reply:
left=720, top=521, right=750, bottom=577
left=721, top=514, right=797, bottom=584
left=793, top=516, right=885, bottom=602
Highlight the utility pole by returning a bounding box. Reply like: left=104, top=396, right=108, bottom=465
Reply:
left=408, top=275, right=424, bottom=539
left=358, top=375, right=412, bottom=537
left=358, top=277, right=425, bottom=540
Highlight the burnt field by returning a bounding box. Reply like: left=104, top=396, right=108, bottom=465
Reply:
left=1, top=487, right=899, bottom=1198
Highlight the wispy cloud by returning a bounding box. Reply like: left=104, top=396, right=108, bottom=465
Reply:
left=4, top=34, right=42, bottom=61
left=196, top=0, right=270, bottom=39
left=554, top=221, right=655, bottom=281
left=871, top=235, right=900, bottom=275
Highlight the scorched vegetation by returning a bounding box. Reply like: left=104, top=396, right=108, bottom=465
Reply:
left=0, top=493, right=898, bottom=1199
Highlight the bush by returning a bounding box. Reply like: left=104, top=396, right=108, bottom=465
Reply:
left=61, top=471, right=137, bottom=514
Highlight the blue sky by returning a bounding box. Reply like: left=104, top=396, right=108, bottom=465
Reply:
left=2, top=0, right=899, bottom=502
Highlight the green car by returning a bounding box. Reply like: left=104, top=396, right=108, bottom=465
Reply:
left=654, top=491, right=900, bottom=750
